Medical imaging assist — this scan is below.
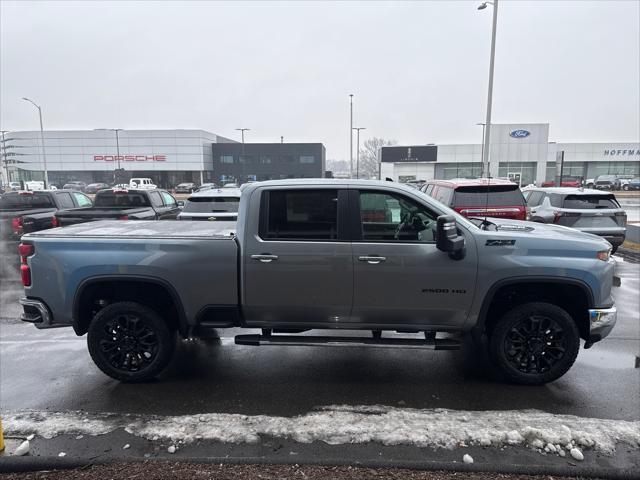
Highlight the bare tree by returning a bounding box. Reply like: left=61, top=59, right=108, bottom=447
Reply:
left=356, top=137, right=397, bottom=179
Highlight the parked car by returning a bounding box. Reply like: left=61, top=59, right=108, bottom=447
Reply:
left=594, top=175, right=620, bottom=191
left=174, top=182, right=197, bottom=194
left=24, top=181, right=46, bottom=191
left=8, top=181, right=22, bottom=191
left=585, top=178, right=595, bottom=188
left=222, top=182, right=239, bottom=188
left=129, top=178, right=157, bottom=190
left=54, top=188, right=180, bottom=226
left=524, top=187, right=626, bottom=253
left=62, top=181, right=87, bottom=192
left=420, top=178, right=527, bottom=221
left=84, top=182, right=111, bottom=194
left=20, top=180, right=617, bottom=386
left=178, top=188, right=241, bottom=221
left=616, top=175, right=635, bottom=190
left=540, top=176, right=583, bottom=188
left=195, top=183, right=218, bottom=192
left=0, top=190, right=93, bottom=240
left=623, top=177, right=640, bottom=191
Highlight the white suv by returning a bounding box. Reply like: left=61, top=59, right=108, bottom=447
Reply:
left=129, top=178, right=157, bottom=190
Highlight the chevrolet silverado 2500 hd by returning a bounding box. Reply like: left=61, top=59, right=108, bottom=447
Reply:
left=18, top=180, right=617, bottom=385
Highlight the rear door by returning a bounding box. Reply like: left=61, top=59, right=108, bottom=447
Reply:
left=158, top=191, right=181, bottom=219
left=350, top=188, right=477, bottom=329
left=242, top=187, right=353, bottom=326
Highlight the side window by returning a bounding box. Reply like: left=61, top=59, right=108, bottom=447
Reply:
left=56, top=192, right=75, bottom=209
left=160, top=191, right=177, bottom=207
left=527, top=191, right=543, bottom=206
left=72, top=192, right=92, bottom=207
left=149, top=192, right=164, bottom=207
left=359, top=191, right=438, bottom=243
left=261, top=189, right=338, bottom=241
left=437, top=187, right=453, bottom=206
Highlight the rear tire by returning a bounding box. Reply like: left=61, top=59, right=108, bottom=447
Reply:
left=611, top=245, right=619, bottom=255
left=489, top=302, right=580, bottom=385
left=87, top=301, right=176, bottom=382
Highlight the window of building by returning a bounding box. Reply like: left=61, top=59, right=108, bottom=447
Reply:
left=498, top=162, right=536, bottom=186
left=359, top=191, right=437, bottom=243
left=441, top=163, right=482, bottom=180
left=220, top=155, right=234, bottom=164
left=240, top=155, right=255, bottom=164
left=280, top=155, right=294, bottom=163
left=260, top=156, right=272, bottom=164
left=261, top=189, right=338, bottom=241
left=300, top=155, right=315, bottom=164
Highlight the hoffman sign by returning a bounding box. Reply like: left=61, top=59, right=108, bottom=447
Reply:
left=603, top=149, right=639, bottom=156
left=94, top=155, right=166, bottom=162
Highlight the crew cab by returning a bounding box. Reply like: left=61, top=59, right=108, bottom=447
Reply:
left=0, top=190, right=93, bottom=240
left=421, top=178, right=528, bottom=220
left=19, top=180, right=617, bottom=386
left=55, top=188, right=180, bottom=226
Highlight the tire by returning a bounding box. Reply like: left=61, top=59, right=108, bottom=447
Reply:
left=489, top=302, right=580, bottom=385
left=87, top=301, right=176, bottom=382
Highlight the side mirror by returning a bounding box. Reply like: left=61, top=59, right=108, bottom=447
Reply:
left=436, top=215, right=465, bottom=258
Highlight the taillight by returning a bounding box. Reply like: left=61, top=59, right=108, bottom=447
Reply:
left=51, top=216, right=59, bottom=228
left=553, top=211, right=580, bottom=223
left=525, top=206, right=531, bottom=221
left=11, top=217, right=23, bottom=235
left=18, top=243, right=34, bottom=287
left=119, top=215, right=129, bottom=220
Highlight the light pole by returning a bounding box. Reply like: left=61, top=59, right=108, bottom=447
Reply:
left=235, top=128, right=250, bottom=183
left=0, top=130, right=10, bottom=185
left=353, top=127, right=366, bottom=179
left=476, top=122, right=486, bottom=178
left=280, top=136, right=284, bottom=144
left=477, top=0, right=499, bottom=178
left=349, top=94, right=354, bottom=178
left=95, top=128, right=124, bottom=183
left=22, top=97, right=48, bottom=187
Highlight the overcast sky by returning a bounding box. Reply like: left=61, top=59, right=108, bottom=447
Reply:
left=1, top=0, right=638, bottom=160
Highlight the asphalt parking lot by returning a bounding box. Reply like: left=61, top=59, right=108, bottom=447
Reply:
left=0, top=238, right=639, bottom=476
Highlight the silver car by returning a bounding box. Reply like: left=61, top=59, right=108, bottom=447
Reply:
left=524, top=187, right=626, bottom=252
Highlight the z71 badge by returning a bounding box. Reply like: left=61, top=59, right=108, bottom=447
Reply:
left=486, top=239, right=516, bottom=246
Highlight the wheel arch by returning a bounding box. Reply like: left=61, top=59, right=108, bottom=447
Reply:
left=72, top=275, right=189, bottom=337
left=476, top=277, right=594, bottom=341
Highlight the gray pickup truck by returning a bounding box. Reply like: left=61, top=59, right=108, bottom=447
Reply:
left=18, top=180, right=617, bottom=385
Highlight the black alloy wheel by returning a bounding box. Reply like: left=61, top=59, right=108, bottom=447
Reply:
left=88, top=302, right=176, bottom=382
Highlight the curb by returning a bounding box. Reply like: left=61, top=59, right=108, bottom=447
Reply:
left=1, top=454, right=638, bottom=479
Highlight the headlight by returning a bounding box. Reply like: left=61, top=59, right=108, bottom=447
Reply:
left=596, top=249, right=611, bottom=261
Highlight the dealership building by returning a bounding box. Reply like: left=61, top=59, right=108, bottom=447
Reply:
left=380, top=123, right=639, bottom=185
left=0, top=129, right=325, bottom=188
left=1, top=124, right=637, bottom=188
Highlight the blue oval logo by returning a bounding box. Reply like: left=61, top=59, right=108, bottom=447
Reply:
left=509, top=129, right=530, bottom=138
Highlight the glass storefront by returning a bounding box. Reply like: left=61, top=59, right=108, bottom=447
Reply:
left=438, top=163, right=482, bottom=180
left=545, top=162, right=587, bottom=181
left=498, top=162, right=536, bottom=186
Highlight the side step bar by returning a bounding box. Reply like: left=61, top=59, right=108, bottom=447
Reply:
left=234, top=334, right=460, bottom=350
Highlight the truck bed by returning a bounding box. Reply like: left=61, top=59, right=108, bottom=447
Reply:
left=25, top=219, right=237, bottom=239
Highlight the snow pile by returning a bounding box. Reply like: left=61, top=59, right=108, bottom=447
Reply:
left=3, top=405, right=639, bottom=455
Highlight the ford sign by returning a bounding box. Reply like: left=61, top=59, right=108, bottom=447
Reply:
left=509, top=129, right=530, bottom=138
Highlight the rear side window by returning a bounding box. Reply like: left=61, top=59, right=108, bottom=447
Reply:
left=0, top=193, right=54, bottom=209
left=183, top=196, right=239, bottom=213
left=72, top=193, right=92, bottom=207
left=562, top=195, right=620, bottom=209
left=526, top=191, right=544, bottom=206
left=433, top=186, right=453, bottom=206
left=56, top=192, right=75, bottom=209
left=160, top=191, right=177, bottom=207
left=261, top=189, right=338, bottom=241
left=94, top=193, right=151, bottom=207
left=148, top=192, right=164, bottom=207
left=453, top=186, right=525, bottom=207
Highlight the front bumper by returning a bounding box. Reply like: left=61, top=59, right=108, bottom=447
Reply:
left=587, top=306, right=617, bottom=344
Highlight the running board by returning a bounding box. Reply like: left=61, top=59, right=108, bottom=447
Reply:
left=234, top=334, right=460, bottom=350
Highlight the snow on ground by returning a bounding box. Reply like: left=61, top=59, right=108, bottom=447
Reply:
left=3, top=405, right=639, bottom=456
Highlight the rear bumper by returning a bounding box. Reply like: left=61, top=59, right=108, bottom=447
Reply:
left=587, top=306, right=617, bottom=344
left=19, top=297, right=61, bottom=329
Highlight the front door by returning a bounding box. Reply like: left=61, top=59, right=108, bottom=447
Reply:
left=350, top=189, right=477, bottom=329
left=242, top=187, right=353, bottom=326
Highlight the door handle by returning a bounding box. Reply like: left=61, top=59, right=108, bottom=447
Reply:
left=358, top=255, right=386, bottom=264
left=251, top=254, right=279, bottom=263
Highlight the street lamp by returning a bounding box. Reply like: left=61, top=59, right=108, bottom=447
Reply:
left=477, top=0, right=498, bottom=178
left=22, top=97, right=49, bottom=188
left=235, top=128, right=250, bottom=183
left=349, top=94, right=354, bottom=178
left=476, top=122, right=486, bottom=177
left=353, top=127, right=366, bottom=179
left=95, top=128, right=124, bottom=183
left=0, top=130, right=10, bottom=185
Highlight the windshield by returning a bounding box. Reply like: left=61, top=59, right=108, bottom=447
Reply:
left=94, top=192, right=151, bottom=207
left=562, top=194, right=620, bottom=209
left=183, top=196, right=240, bottom=213
left=0, top=193, right=54, bottom=209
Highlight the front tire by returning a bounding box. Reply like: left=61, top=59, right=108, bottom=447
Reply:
left=489, top=302, right=580, bottom=385
left=87, top=302, right=176, bottom=382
